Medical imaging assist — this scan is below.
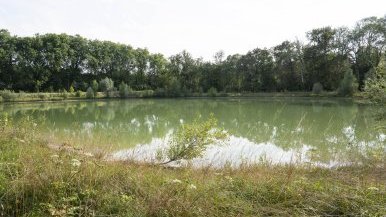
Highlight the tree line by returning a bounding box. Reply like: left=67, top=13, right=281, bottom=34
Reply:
left=0, top=15, right=385, bottom=96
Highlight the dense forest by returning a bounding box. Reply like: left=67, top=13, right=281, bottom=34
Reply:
left=0, top=15, right=385, bottom=96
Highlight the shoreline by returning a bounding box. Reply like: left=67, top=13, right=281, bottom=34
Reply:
left=0, top=91, right=371, bottom=105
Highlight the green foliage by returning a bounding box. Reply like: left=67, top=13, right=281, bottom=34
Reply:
left=99, top=77, right=114, bottom=92
left=118, top=82, right=131, bottom=98
left=69, top=85, right=75, bottom=93
left=0, top=90, right=18, bottom=102
left=154, top=88, right=166, bottom=97
left=364, top=56, right=386, bottom=103
left=208, top=87, right=218, bottom=97
left=165, top=78, right=182, bottom=97
left=312, top=82, right=323, bottom=94
left=91, top=80, right=99, bottom=93
left=338, top=67, right=358, bottom=96
left=86, top=87, right=94, bottom=99
left=0, top=15, right=385, bottom=95
left=0, top=96, right=2, bottom=102
left=75, top=90, right=82, bottom=97
left=61, top=90, right=69, bottom=99
left=38, top=93, right=49, bottom=100
left=157, top=114, right=227, bottom=164
left=0, top=116, right=385, bottom=216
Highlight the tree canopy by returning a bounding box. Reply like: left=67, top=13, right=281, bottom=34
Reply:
left=0, top=15, right=385, bottom=94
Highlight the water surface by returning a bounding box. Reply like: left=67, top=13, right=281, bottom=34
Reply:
left=2, top=98, right=384, bottom=167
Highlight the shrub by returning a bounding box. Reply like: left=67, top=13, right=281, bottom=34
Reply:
left=99, top=78, right=114, bottom=92
left=364, top=56, right=386, bottom=103
left=219, top=91, right=229, bottom=97
left=181, top=87, right=192, bottom=97
left=118, top=82, right=131, bottom=98
left=61, top=90, right=69, bottom=99
left=86, top=87, right=94, bottom=99
left=156, top=114, right=227, bottom=164
left=91, top=80, right=99, bottom=93
left=142, top=90, right=154, bottom=97
left=75, top=90, right=82, bottom=97
left=338, top=69, right=357, bottom=96
left=69, top=85, right=75, bottom=93
left=80, top=81, right=89, bottom=91
left=106, top=90, right=116, bottom=98
left=0, top=90, right=17, bottom=102
left=208, top=87, right=218, bottom=97
left=48, top=86, right=54, bottom=93
left=312, top=82, right=323, bottom=94
left=166, top=78, right=182, bottom=97
left=18, top=91, right=26, bottom=99
left=154, top=88, right=166, bottom=97
left=38, top=93, right=49, bottom=100
left=198, top=87, right=204, bottom=96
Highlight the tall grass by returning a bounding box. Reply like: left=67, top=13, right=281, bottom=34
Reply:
left=0, top=115, right=385, bottom=216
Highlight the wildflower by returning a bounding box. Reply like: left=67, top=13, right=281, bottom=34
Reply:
left=50, top=154, right=62, bottom=164
left=71, top=159, right=81, bottom=167
left=170, top=179, right=182, bottom=184
left=188, top=184, right=197, bottom=190
left=224, top=176, right=233, bottom=182
left=50, top=154, right=59, bottom=159
left=367, top=187, right=379, bottom=191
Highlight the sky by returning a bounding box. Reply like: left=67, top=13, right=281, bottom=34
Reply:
left=0, top=0, right=385, bottom=60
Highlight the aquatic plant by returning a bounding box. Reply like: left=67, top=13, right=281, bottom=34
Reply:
left=157, top=114, right=228, bottom=165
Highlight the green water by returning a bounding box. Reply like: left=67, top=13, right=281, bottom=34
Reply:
left=1, top=98, right=385, bottom=166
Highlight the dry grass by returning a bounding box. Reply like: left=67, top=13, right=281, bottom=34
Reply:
left=0, top=116, right=385, bottom=216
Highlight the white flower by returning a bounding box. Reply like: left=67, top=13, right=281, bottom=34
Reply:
left=50, top=154, right=63, bottom=164
left=71, top=159, right=81, bottom=167
left=188, top=184, right=197, bottom=190
left=368, top=187, right=379, bottom=191
left=224, top=176, right=233, bottom=182
left=170, top=179, right=182, bottom=184
left=51, top=154, right=59, bottom=159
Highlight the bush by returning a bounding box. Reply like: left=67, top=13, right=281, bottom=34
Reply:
left=218, top=92, right=229, bottom=97
left=61, top=90, right=69, bottom=99
left=154, top=88, right=166, bottom=97
left=99, top=78, right=114, bottom=92
left=75, top=90, right=82, bottom=97
left=208, top=87, right=218, bottom=97
left=106, top=90, right=116, bottom=98
left=142, top=90, right=154, bottom=97
left=338, top=69, right=357, bottom=96
left=69, top=85, right=75, bottom=93
left=165, top=78, right=182, bottom=97
left=156, top=114, right=227, bottom=164
left=38, top=93, right=49, bottom=100
left=0, top=90, right=18, bottom=102
left=181, top=87, right=192, bottom=97
left=91, top=80, right=99, bottom=93
left=86, top=87, right=94, bottom=99
left=312, top=82, right=323, bottom=94
left=18, top=91, right=26, bottom=99
left=364, top=56, right=386, bottom=103
left=118, top=82, right=131, bottom=98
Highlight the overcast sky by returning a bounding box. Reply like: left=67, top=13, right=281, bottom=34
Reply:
left=1, top=0, right=385, bottom=60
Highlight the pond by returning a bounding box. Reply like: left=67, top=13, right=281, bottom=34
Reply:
left=1, top=98, right=385, bottom=167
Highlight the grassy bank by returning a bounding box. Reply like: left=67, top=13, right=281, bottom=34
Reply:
left=1, top=116, right=385, bottom=216
left=0, top=89, right=365, bottom=104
